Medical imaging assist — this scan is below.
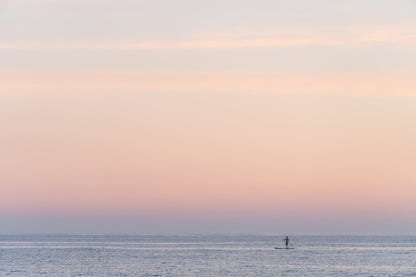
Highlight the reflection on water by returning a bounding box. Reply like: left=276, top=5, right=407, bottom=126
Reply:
left=1, top=234, right=416, bottom=276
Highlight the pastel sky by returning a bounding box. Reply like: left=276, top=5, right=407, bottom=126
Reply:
left=1, top=0, right=416, bottom=234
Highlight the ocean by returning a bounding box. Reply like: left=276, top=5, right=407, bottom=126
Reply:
left=1, top=234, right=415, bottom=276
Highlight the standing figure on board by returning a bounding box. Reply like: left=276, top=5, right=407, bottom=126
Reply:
left=283, top=236, right=290, bottom=249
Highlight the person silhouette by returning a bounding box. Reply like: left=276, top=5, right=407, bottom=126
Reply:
left=283, top=236, right=290, bottom=249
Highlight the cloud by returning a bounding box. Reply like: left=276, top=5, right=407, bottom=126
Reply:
left=1, top=25, right=415, bottom=50
left=1, top=70, right=415, bottom=97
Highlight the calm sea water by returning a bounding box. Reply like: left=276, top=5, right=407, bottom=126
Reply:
left=1, top=234, right=416, bottom=276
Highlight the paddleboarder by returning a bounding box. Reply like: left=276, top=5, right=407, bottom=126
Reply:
left=283, top=236, right=290, bottom=249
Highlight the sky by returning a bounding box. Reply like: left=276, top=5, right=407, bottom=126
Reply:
left=1, top=0, right=416, bottom=234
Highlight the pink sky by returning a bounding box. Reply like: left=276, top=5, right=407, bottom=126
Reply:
left=1, top=0, right=416, bottom=233
left=1, top=91, right=415, bottom=233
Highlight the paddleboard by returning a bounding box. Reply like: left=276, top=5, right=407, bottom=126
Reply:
left=274, top=247, right=294, bottom=249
